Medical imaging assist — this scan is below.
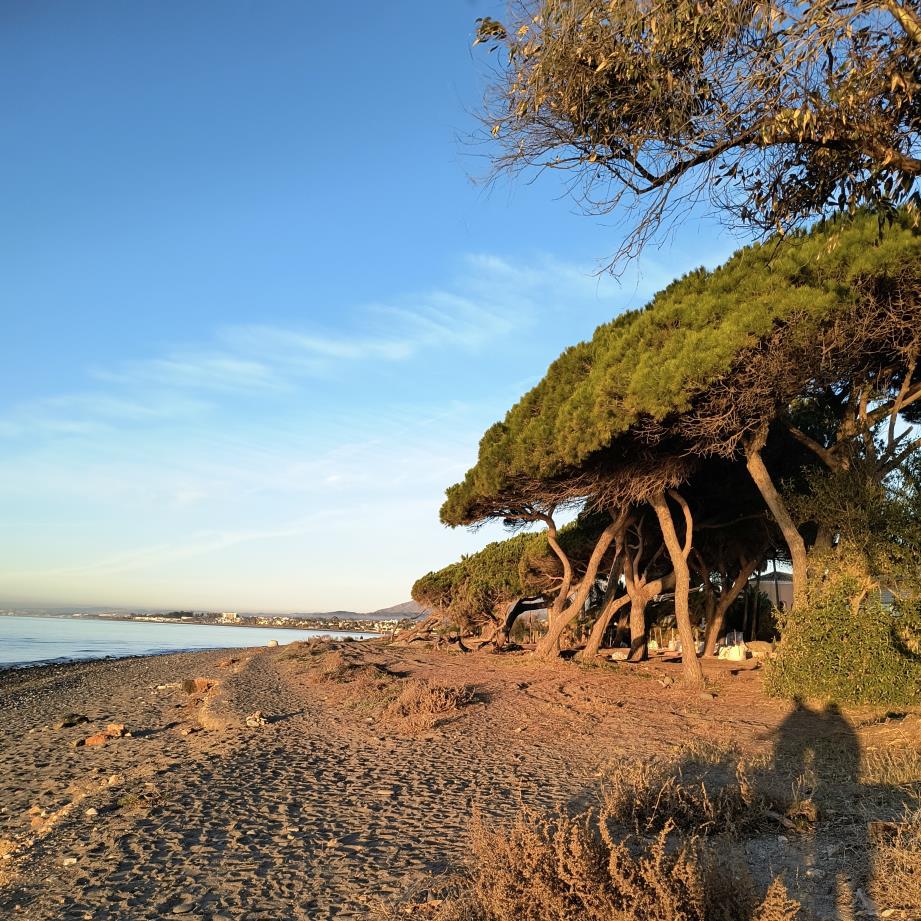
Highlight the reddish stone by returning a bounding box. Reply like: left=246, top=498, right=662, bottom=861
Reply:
left=83, top=733, right=110, bottom=747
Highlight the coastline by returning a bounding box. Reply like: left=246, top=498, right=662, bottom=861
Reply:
left=0, top=614, right=382, bottom=670
left=1, top=641, right=918, bottom=920
left=1, top=611, right=402, bottom=635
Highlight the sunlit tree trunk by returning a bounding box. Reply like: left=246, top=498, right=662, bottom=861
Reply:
left=627, top=596, right=648, bottom=662
left=535, top=515, right=623, bottom=659
left=581, top=593, right=630, bottom=660
left=650, top=489, right=703, bottom=687
left=745, top=435, right=807, bottom=608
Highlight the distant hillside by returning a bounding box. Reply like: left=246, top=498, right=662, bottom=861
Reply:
left=286, top=610, right=364, bottom=621
left=367, top=600, right=425, bottom=618
left=283, top=602, right=424, bottom=622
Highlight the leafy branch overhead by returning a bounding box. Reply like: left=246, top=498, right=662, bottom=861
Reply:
left=477, top=0, right=921, bottom=267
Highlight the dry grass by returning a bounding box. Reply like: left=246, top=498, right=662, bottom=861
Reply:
left=378, top=808, right=799, bottom=921
left=860, top=744, right=921, bottom=787
left=600, top=755, right=761, bottom=838
left=381, top=679, right=475, bottom=734
left=869, top=802, right=921, bottom=914
left=599, top=745, right=817, bottom=840
left=377, top=749, right=805, bottom=921
left=295, top=649, right=475, bottom=730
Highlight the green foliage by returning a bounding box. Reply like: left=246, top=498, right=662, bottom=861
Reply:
left=442, top=213, right=920, bottom=526
left=791, top=461, right=921, bottom=598
left=478, top=0, right=921, bottom=266
left=412, top=515, right=612, bottom=632
left=411, top=532, right=542, bottom=633
left=769, top=454, right=921, bottom=704
left=766, top=575, right=921, bottom=705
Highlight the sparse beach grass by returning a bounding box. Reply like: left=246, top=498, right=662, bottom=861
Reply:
left=381, top=679, right=476, bottom=734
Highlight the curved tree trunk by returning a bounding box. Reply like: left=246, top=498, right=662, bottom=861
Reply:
left=702, top=557, right=760, bottom=656
left=535, top=516, right=622, bottom=660
left=746, top=442, right=807, bottom=609
left=626, top=596, right=648, bottom=662
left=703, top=597, right=725, bottom=658
left=581, top=593, right=630, bottom=660
left=651, top=489, right=703, bottom=687
left=624, top=570, right=675, bottom=662
left=535, top=605, right=577, bottom=658
left=540, top=514, right=573, bottom=621
left=494, top=597, right=545, bottom=649
left=579, top=552, right=626, bottom=660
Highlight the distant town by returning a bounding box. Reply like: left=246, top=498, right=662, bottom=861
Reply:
left=0, top=601, right=424, bottom=637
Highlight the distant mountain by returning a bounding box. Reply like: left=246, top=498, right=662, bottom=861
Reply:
left=285, top=610, right=364, bottom=621
left=366, top=600, right=425, bottom=618
left=280, top=603, right=423, bottom=622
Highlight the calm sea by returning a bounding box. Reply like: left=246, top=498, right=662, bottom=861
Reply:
left=0, top=615, right=377, bottom=668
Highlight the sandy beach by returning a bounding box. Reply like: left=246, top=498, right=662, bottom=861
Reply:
left=0, top=640, right=918, bottom=920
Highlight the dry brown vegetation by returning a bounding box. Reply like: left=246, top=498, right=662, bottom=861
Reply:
left=381, top=679, right=476, bottom=734
left=860, top=742, right=921, bottom=786
left=380, top=735, right=921, bottom=921
left=870, top=804, right=921, bottom=914
left=290, top=643, right=476, bottom=733
left=379, top=750, right=805, bottom=921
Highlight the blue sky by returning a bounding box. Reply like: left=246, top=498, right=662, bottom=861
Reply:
left=1, top=2, right=741, bottom=612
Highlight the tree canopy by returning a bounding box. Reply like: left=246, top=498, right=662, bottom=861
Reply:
left=442, top=212, right=921, bottom=529
left=426, top=212, right=921, bottom=692
left=477, top=0, right=921, bottom=266
left=412, top=513, right=617, bottom=636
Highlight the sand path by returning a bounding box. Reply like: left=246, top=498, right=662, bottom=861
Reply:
left=0, top=642, right=916, bottom=920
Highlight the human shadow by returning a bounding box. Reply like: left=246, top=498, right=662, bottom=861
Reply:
left=769, top=699, right=867, bottom=920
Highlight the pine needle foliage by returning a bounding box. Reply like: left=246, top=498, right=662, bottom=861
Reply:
left=442, top=213, right=920, bottom=527
left=412, top=518, right=610, bottom=632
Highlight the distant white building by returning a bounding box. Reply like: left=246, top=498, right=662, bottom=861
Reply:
left=750, top=570, right=794, bottom=610
left=220, top=612, right=241, bottom=624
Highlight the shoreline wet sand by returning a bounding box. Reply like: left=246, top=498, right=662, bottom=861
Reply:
left=1, top=640, right=918, bottom=920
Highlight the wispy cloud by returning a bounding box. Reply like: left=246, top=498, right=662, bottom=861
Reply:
left=0, top=249, right=656, bottom=610
left=0, top=251, right=620, bottom=441
left=94, top=353, right=283, bottom=394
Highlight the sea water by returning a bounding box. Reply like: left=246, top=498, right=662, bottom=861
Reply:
left=0, top=615, right=377, bottom=667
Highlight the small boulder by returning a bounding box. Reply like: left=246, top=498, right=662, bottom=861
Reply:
left=245, top=711, right=267, bottom=728
left=105, top=723, right=128, bottom=738
left=83, top=733, right=111, bottom=747
left=266, top=639, right=280, bottom=648
left=181, top=678, right=215, bottom=695
left=54, top=714, right=90, bottom=730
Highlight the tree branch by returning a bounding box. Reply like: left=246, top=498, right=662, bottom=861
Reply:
left=884, top=0, right=921, bottom=44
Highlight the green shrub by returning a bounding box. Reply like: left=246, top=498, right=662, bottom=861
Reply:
left=766, top=576, right=921, bottom=706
